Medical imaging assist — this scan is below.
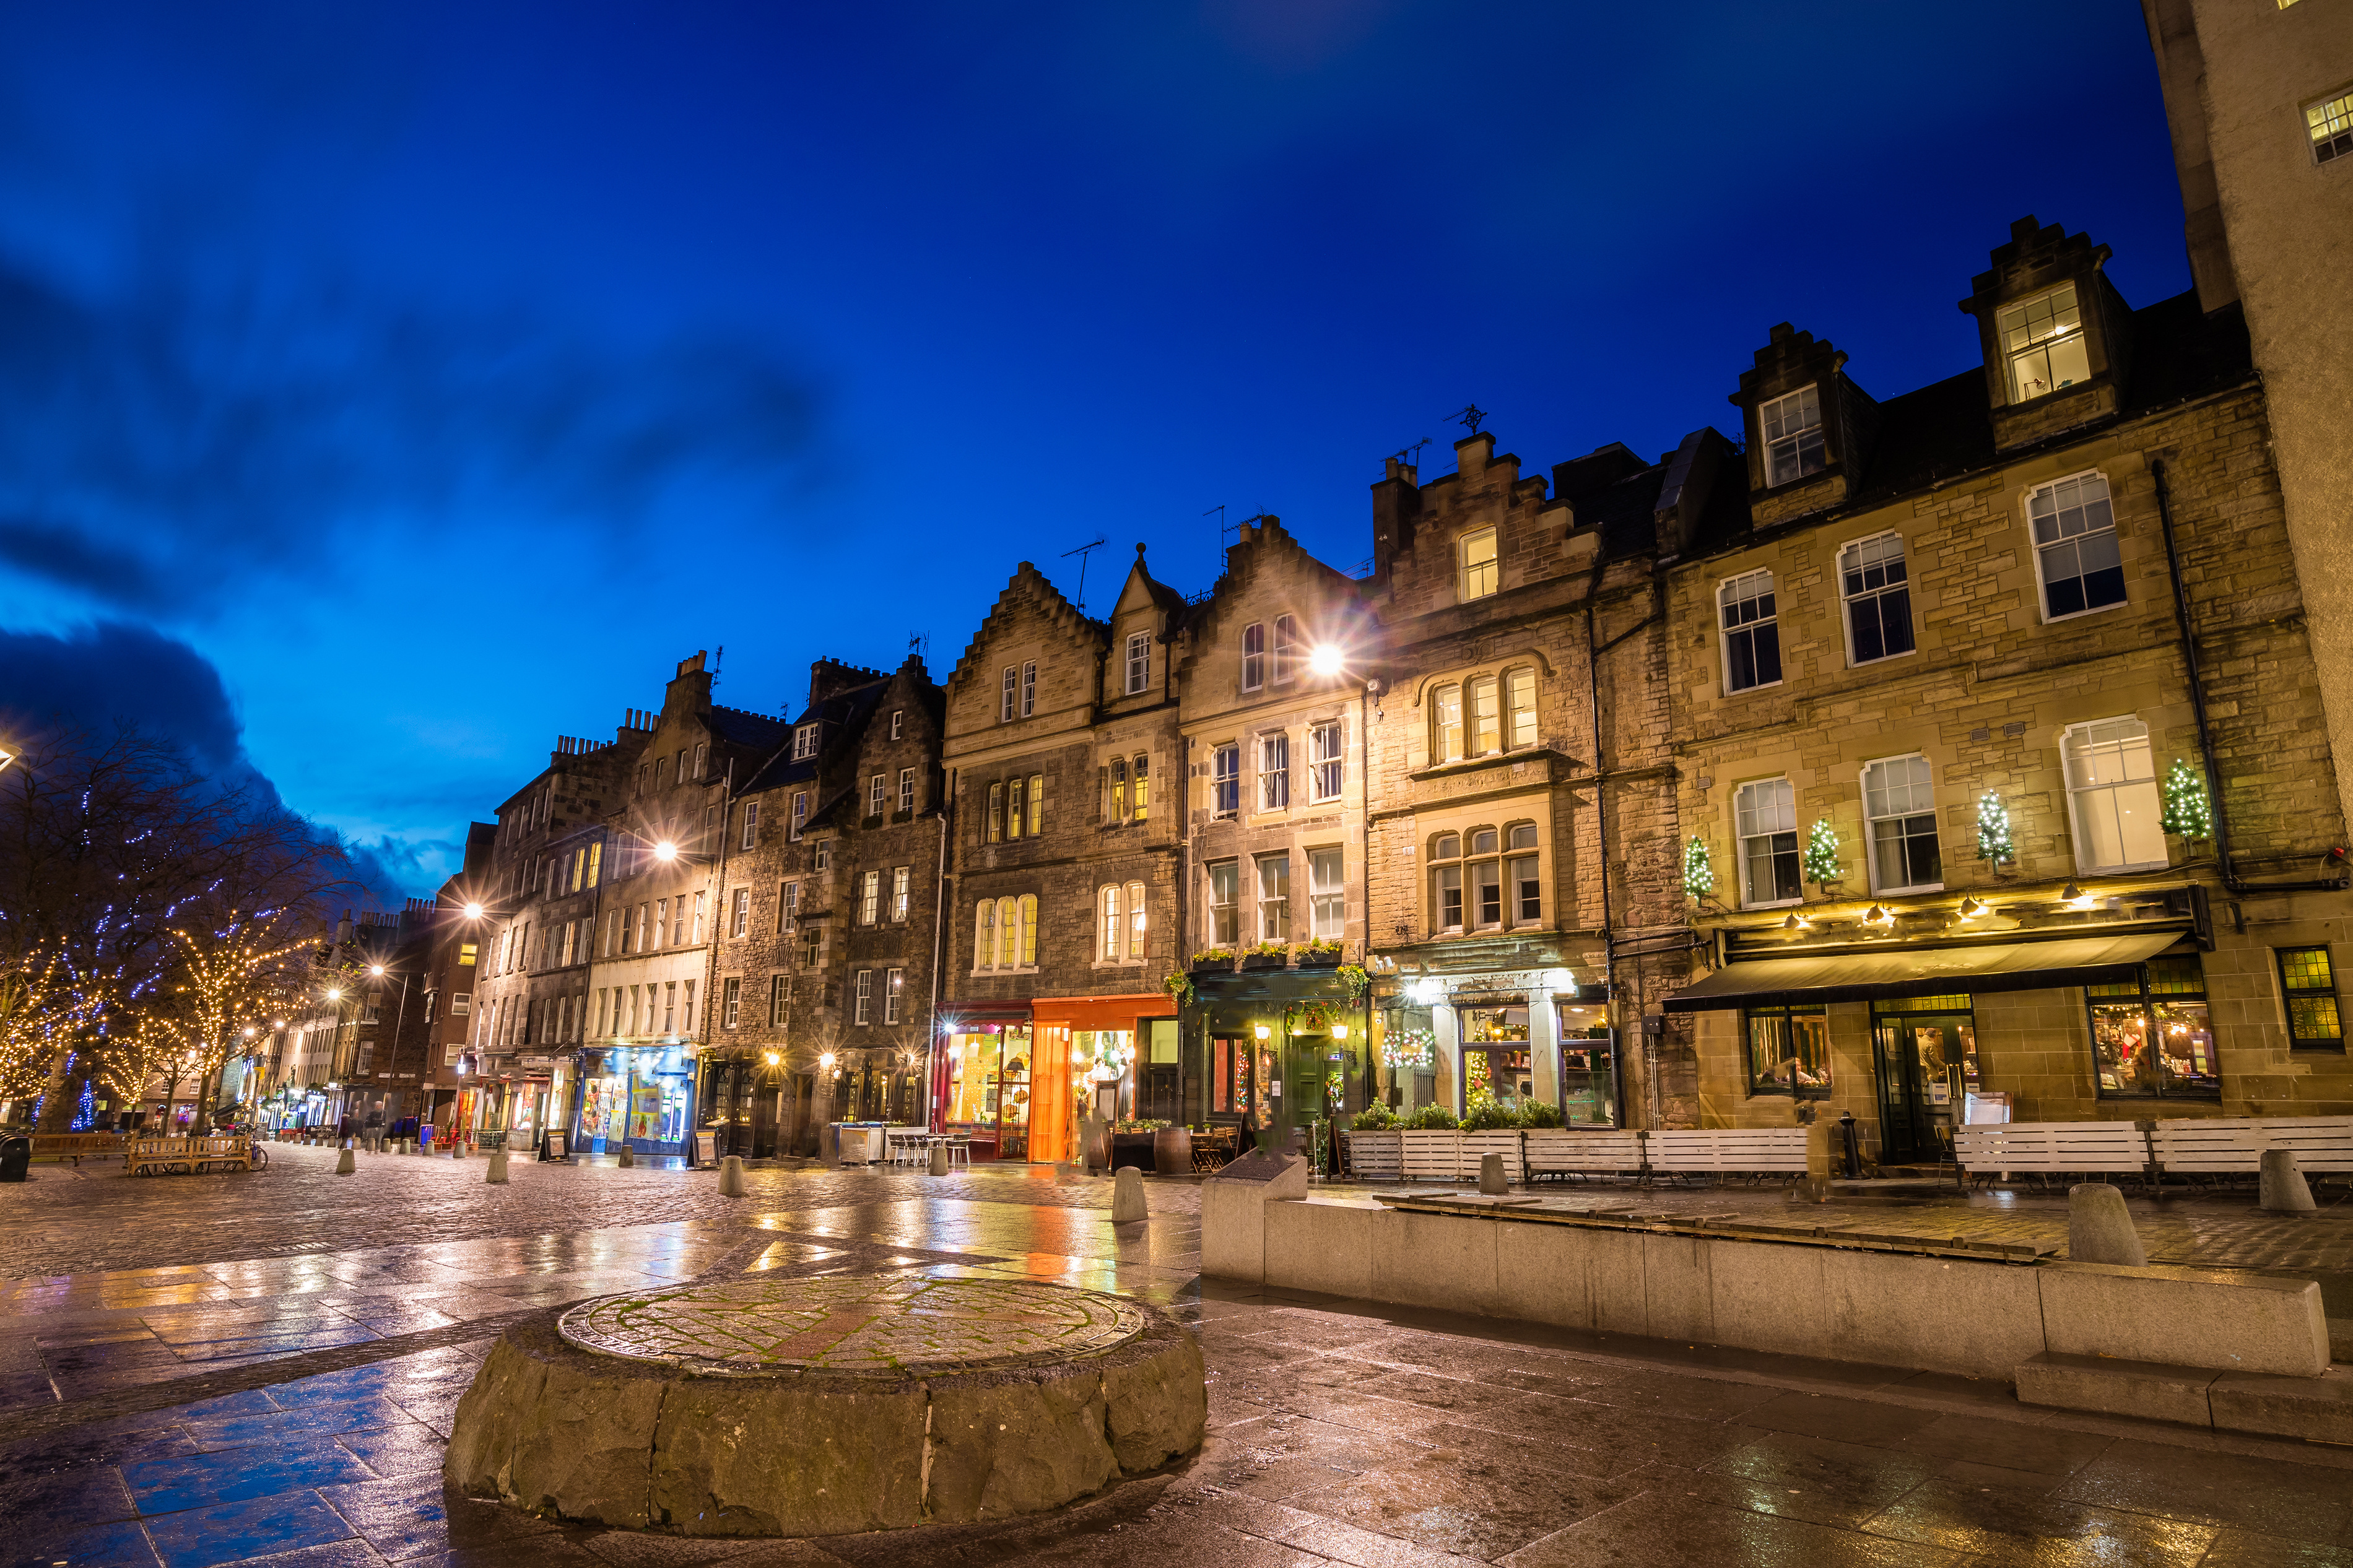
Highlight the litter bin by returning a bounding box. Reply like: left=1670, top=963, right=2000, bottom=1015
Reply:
left=0, top=1135, right=30, bottom=1183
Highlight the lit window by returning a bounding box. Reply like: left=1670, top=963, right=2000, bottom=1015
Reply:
left=1257, top=853, right=1290, bottom=942
left=740, top=802, right=759, bottom=850
left=1745, top=1005, right=1832, bottom=1097
left=859, top=870, right=880, bottom=925
left=1430, top=834, right=1463, bottom=933
left=1109, top=758, right=1128, bottom=823
left=1759, top=384, right=1825, bottom=487
left=854, top=969, right=872, bottom=1026
left=1309, top=721, right=1342, bottom=802
left=975, top=901, right=995, bottom=971
left=1432, top=684, right=1463, bottom=762
left=1127, top=880, right=1147, bottom=958
left=1458, top=528, right=1497, bottom=600
left=793, top=725, right=819, bottom=760
left=1028, top=773, right=1044, bottom=834
left=2063, top=716, right=2166, bottom=873
left=2031, top=472, right=2124, bottom=620
left=1258, top=732, right=1289, bottom=811
left=885, top=967, right=903, bottom=1024
left=2089, top=956, right=2218, bottom=1099
left=1720, top=570, right=1782, bottom=693
left=1469, top=677, right=1500, bottom=756
left=1507, top=669, right=1536, bottom=748
left=2308, top=86, right=2353, bottom=163
left=1001, top=666, right=1018, bottom=722
left=892, top=865, right=910, bottom=922
left=1471, top=828, right=1502, bottom=929
left=1998, top=283, right=2090, bottom=403
left=1736, top=779, right=1801, bottom=907
left=1022, top=661, right=1037, bottom=716
left=1125, top=631, right=1150, bottom=695
left=1509, top=823, right=1541, bottom=924
left=1241, top=623, right=1265, bottom=690
left=1207, top=860, right=1238, bottom=945
left=1863, top=755, right=1941, bottom=893
left=1212, top=745, right=1240, bottom=816
left=458, top=943, right=477, bottom=967
left=988, top=781, right=1003, bottom=843
left=1100, top=884, right=1123, bottom=961
left=1309, top=847, right=1344, bottom=940
left=1132, top=756, right=1149, bottom=821
left=1272, top=615, right=1297, bottom=683
left=898, top=768, right=915, bottom=813
left=730, top=888, right=750, bottom=938
left=1019, top=894, right=1038, bottom=966
left=2278, top=946, right=2342, bottom=1050
left=1005, top=776, right=1026, bottom=840
left=1840, top=533, right=1915, bottom=664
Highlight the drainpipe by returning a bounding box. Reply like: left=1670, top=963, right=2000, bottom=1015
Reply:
left=2153, top=458, right=2347, bottom=894
left=927, top=764, right=951, bottom=1132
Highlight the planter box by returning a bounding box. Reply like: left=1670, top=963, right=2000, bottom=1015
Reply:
left=1152, top=1127, right=1193, bottom=1175
left=1345, top=1128, right=1402, bottom=1180
left=1239, top=955, right=1288, bottom=972
left=1109, top=1132, right=1156, bottom=1173
left=1295, top=950, right=1342, bottom=969
left=1459, top=1129, right=1528, bottom=1183
left=1399, top=1128, right=1461, bottom=1181
left=1190, top=957, right=1236, bottom=976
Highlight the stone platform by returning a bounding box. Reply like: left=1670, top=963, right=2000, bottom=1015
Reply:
left=442, top=1274, right=1205, bottom=1538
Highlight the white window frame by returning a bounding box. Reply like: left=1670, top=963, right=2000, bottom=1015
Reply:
left=2027, top=469, right=2126, bottom=625
left=1207, top=860, right=1239, bottom=946
left=793, top=725, right=819, bottom=760
left=729, top=888, right=750, bottom=938
left=1000, top=665, right=1018, bottom=722
left=1308, top=846, right=1344, bottom=940
left=1271, top=614, right=1297, bottom=684
left=869, top=773, right=886, bottom=818
left=1021, top=661, right=1037, bottom=717
left=2061, top=716, right=2170, bottom=875
left=1099, top=884, right=1123, bottom=962
left=1759, top=384, right=1825, bottom=488
left=1240, top=623, right=1265, bottom=691
left=891, top=865, right=910, bottom=922
left=1212, top=744, right=1240, bottom=817
left=1258, top=731, right=1290, bottom=812
left=1256, top=852, right=1290, bottom=943
left=1308, top=720, right=1343, bottom=802
left=895, top=768, right=913, bottom=813
left=890, top=709, right=904, bottom=740
left=1125, top=631, right=1150, bottom=695
left=1718, top=568, right=1783, bottom=695
left=722, top=977, right=741, bottom=1029
left=858, top=870, right=881, bottom=926
left=1458, top=527, right=1497, bottom=601
left=1506, top=668, right=1537, bottom=750
left=885, top=967, right=903, bottom=1024
left=739, top=801, right=759, bottom=850
left=1429, top=833, right=1463, bottom=935
left=1861, top=753, right=1943, bottom=896
left=1734, top=778, right=1803, bottom=911
left=1126, top=880, right=1146, bottom=959
left=1431, top=684, right=1463, bottom=763
left=854, top=969, right=872, bottom=1026
left=2310, top=84, right=2353, bottom=164
left=1837, top=531, right=1916, bottom=669
left=791, top=792, right=808, bottom=839
left=1998, top=282, right=2090, bottom=404
left=1507, top=823, right=1541, bottom=925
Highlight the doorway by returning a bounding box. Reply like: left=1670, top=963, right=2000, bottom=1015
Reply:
left=1871, top=995, right=1978, bottom=1166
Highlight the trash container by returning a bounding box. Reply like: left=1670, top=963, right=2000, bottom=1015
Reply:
left=0, top=1135, right=30, bottom=1183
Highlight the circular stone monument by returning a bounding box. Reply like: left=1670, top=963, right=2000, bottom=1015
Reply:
left=443, top=1275, right=1205, bottom=1538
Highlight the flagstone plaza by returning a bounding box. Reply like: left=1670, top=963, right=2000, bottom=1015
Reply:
left=2, top=1149, right=2351, bottom=1566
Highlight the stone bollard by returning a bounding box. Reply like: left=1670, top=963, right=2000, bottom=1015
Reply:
left=451, top=1139, right=467, bottom=1159
left=335, top=1143, right=356, bottom=1176
left=617, top=1144, right=636, bottom=1169
left=1112, top=1166, right=1149, bottom=1223
left=928, top=1143, right=950, bottom=1176
left=486, top=1149, right=510, bottom=1185
left=1478, top=1151, right=1507, bottom=1195
left=2068, top=1182, right=2148, bottom=1266
left=2259, top=1148, right=2318, bottom=1214
left=719, top=1155, right=746, bottom=1196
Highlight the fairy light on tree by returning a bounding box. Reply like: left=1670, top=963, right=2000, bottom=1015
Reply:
left=1977, top=792, right=2015, bottom=867
left=1682, top=836, right=1715, bottom=901
left=2161, top=759, right=2214, bottom=841
left=1802, top=819, right=1843, bottom=886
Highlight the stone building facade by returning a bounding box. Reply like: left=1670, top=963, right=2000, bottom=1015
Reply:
left=706, top=655, right=945, bottom=1157
left=936, top=555, right=1185, bottom=1163
left=1661, top=218, right=2353, bottom=1165
left=1362, top=428, right=1697, bottom=1133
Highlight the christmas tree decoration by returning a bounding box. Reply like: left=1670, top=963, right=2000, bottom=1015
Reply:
left=1977, top=792, right=2014, bottom=865
left=1803, top=818, right=1843, bottom=885
left=2161, top=758, right=2213, bottom=840
left=1682, top=836, right=1715, bottom=900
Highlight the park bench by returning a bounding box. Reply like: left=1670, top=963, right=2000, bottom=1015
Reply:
left=1954, top=1120, right=2154, bottom=1189
left=1643, top=1126, right=1811, bottom=1185
left=2147, top=1116, right=2353, bottom=1183
left=29, top=1133, right=127, bottom=1166
left=126, top=1134, right=262, bottom=1176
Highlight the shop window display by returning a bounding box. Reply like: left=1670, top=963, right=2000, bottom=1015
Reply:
left=2089, top=955, right=2220, bottom=1099
left=1744, top=1004, right=1832, bottom=1097
left=1554, top=1001, right=1617, bottom=1126
left=945, top=1024, right=1033, bottom=1156
left=1459, top=1005, right=1531, bottom=1110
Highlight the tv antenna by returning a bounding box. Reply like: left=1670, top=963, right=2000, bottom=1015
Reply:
left=1445, top=404, right=1488, bottom=436
left=711, top=644, right=724, bottom=686
left=1391, top=438, right=1431, bottom=468
left=908, top=630, right=928, bottom=660
left=1061, top=535, right=1108, bottom=609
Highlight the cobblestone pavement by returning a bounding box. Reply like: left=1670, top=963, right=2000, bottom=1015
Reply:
left=1, top=1145, right=2349, bottom=1567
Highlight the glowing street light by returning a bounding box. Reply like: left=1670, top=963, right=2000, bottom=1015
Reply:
left=461, top=901, right=485, bottom=920
left=654, top=841, right=679, bottom=862
left=326, top=987, right=343, bottom=1001
left=1309, top=644, right=1344, bottom=678
left=368, top=964, right=386, bottom=977
left=0, top=745, right=13, bottom=773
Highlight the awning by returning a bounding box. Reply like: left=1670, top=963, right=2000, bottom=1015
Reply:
left=1030, top=994, right=1176, bottom=1031
left=1661, top=931, right=2186, bottom=1013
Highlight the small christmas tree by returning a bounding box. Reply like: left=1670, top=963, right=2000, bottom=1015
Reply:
left=1682, top=836, right=1715, bottom=901
left=1977, top=791, right=2014, bottom=865
left=2161, top=759, right=2213, bottom=840
left=1803, top=818, right=1843, bottom=885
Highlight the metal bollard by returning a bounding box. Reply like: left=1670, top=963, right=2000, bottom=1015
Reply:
left=1838, top=1112, right=1861, bottom=1179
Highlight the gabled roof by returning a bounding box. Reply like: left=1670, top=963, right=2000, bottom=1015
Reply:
left=947, top=563, right=1107, bottom=688
left=706, top=704, right=789, bottom=749
left=1179, top=516, right=1364, bottom=649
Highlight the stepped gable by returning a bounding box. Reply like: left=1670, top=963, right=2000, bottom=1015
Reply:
left=1178, top=515, right=1362, bottom=652
left=946, top=561, right=1106, bottom=691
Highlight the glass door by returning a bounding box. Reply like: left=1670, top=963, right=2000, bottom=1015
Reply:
left=1870, top=996, right=1977, bottom=1166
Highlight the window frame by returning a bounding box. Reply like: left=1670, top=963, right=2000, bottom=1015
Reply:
left=1734, top=778, right=1803, bottom=909
left=2027, top=469, right=2126, bottom=625
left=868, top=772, right=886, bottom=819
left=2310, top=84, right=2353, bottom=165
left=1000, top=665, right=1018, bottom=722
left=898, top=767, right=915, bottom=814
left=1506, top=667, right=1537, bottom=750
left=2087, top=956, right=2222, bottom=1100
left=1429, top=833, right=1464, bottom=935
left=2277, top=945, right=2344, bottom=1052
left=1458, top=527, right=1498, bottom=602
left=1240, top=623, right=1265, bottom=691
left=1508, top=821, right=1542, bottom=925
left=1212, top=744, right=1239, bottom=816
left=885, top=966, right=903, bottom=1025
left=854, top=968, right=872, bottom=1026
left=858, top=870, right=881, bottom=926
left=2060, top=716, right=2168, bottom=875
left=1758, top=383, right=1825, bottom=488
left=739, top=801, right=760, bottom=851
left=1124, top=631, right=1150, bottom=695
left=1099, top=883, right=1123, bottom=963
left=1207, top=859, right=1240, bottom=946
left=1308, top=719, right=1343, bottom=802
left=1256, top=852, right=1290, bottom=943
left=890, top=709, right=904, bottom=740
left=722, top=976, right=741, bottom=1029
left=892, top=865, right=911, bottom=922
left=1718, top=568, right=1783, bottom=695
left=1258, top=730, right=1290, bottom=812
left=1431, top=683, right=1463, bottom=763
left=1837, top=530, right=1916, bottom=668
left=1997, top=282, right=2090, bottom=405
left=793, top=725, right=819, bottom=761
left=729, top=887, right=750, bottom=938
left=1308, top=846, right=1344, bottom=940
left=1742, top=1004, right=1833, bottom=1098
left=1861, top=752, right=1944, bottom=896
left=1271, top=614, right=1298, bottom=684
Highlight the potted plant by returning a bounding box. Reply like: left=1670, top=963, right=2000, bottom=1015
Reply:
left=1343, top=1101, right=1401, bottom=1180
left=1190, top=946, right=1237, bottom=976
left=1296, top=938, right=1343, bottom=970
left=1240, top=942, right=1289, bottom=972
left=1399, top=1100, right=1460, bottom=1181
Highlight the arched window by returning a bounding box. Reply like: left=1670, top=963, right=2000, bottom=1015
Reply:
left=1507, top=668, right=1537, bottom=748
left=1099, top=885, right=1122, bottom=961
left=1241, top=624, right=1265, bottom=690
left=1272, top=615, right=1298, bottom=683
left=1469, top=676, right=1500, bottom=756
left=1432, top=685, right=1463, bottom=763
left=1430, top=833, right=1463, bottom=933
left=1126, top=881, right=1147, bottom=959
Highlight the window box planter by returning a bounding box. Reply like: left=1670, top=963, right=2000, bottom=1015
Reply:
left=1190, top=955, right=1236, bottom=976
left=1239, top=954, right=1287, bottom=972
left=1152, top=1126, right=1192, bottom=1176
left=1295, top=948, right=1343, bottom=970
left=1344, top=1128, right=1402, bottom=1179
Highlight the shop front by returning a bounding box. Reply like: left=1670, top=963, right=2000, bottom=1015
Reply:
left=937, top=1004, right=1040, bottom=1161
left=1033, top=994, right=1180, bottom=1150
left=1185, top=966, right=1370, bottom=1158
left=1377, top=966, right=1622, bottom=1127
left=574, top=1041, right=697, bottom=1156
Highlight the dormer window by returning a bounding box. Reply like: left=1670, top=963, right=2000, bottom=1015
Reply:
left=793, top=725, right=819, bottom=761
left=1998, top=284, right=2089, bottom=404
left=1458, top=528, right=1497, bottom=601
left=1125, top=631, right=1150, bottom=695
left=1759, top=386, right=1824, bottom=487
left=2307, top=86, right=2353, bottom=165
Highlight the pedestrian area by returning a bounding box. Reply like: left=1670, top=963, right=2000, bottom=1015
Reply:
left=0, top=1147, right=2348, bottom=1567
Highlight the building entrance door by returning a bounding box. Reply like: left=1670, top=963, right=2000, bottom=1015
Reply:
left=1870, top=997, right=1977, bottom=1166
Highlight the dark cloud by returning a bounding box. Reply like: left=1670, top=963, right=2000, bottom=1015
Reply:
left=0, top=252, right=825, bottom=615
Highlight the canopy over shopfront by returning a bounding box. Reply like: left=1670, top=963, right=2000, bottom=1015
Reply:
left=1662, top=931, right=2185, bottom=1013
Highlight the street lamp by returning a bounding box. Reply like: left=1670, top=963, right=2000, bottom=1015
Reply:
left=1309, top=644, right=1344, bottom=678
left=654, top=841, right=678, bottom=862
left=461, top=902, right=485, bottom=920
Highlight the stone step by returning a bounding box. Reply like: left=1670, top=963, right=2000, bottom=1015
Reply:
left=2017, top=1351, right=2353, bottom=1443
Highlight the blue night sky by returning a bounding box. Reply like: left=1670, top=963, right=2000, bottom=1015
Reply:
left=0, top=2, right=2188, bottom=900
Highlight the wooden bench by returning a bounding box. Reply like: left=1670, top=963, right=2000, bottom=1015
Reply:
left=1954, top=1121, right=2154, bottom=1188
left=2149, top=1116, right=2353, bottom=1180
left=1643, top=1127, right=1811, bottom=1183
left=29, top=1133, right=127, bottom=1165
left=1523, top=1128, right=1645, bottom=1182
left=126, top=1135, right=259, bottom=1176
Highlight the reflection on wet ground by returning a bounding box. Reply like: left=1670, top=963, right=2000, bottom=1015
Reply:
left=1, top=1144, right=2347, bottom=1566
